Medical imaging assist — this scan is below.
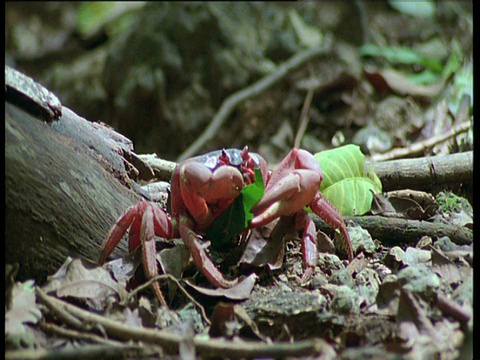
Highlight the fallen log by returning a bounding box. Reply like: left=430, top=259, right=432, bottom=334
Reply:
left=5, top=67, right=146, bottom=282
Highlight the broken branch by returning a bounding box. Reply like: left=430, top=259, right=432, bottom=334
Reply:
left=369, top=120, right=471, bottom=162
left=370, top=151, right=472, bottom=193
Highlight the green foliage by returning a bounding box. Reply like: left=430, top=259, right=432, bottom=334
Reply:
left=241, top=168, right=266, bottom=224
left=436, top=191, right=472, bottom=215
left=445, top=57, right=473, bottom=114
left=207, top=169, right=264, bottom=249
left=314, top=145, right=382, bottom=216
left=388, top=0, right=435, bottom=19
left=358, top=41, right=465, bottom=88
left=359, top=43, right=443, bottom=74
left=76, top=2, right=141, bottom=38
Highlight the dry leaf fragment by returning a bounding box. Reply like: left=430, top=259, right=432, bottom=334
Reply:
left=185, top=273, right=257, bottom=300
left=364, top=67, right=446, bottom=98
left=42, top=257, right=127, bottom=310
left=5, top=280, right=42, bottom=336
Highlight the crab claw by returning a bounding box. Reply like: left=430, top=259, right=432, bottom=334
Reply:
left=250, top=169, right=321, bottom=227
left=249, top=148, right=353, bottom=263
left=250, top=148, right=322, bottom=226
left=177, top=161, right=244, bottom=225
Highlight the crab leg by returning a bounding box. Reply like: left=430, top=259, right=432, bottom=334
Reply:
left=179, top=214, right=238, bottom=288
left=141, top=205, right=167, bottom=306
left=295, top=211, right=318, bottom=268
left=98, top=202, right=144, bottom=265
left=99, top=200, right=177, bottom=305
left=151, top=205, right=179, bottom=239
left=310, top=192, right=353, bottom=260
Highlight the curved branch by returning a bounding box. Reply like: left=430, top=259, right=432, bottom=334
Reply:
left=177, top=41, right=333, bottom=161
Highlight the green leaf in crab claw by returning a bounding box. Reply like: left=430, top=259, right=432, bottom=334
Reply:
left=241, top=168, right=265, bottom=223
left=314, top=144, right=383, bottom=216
left=206, top=169, right=265, bottom=250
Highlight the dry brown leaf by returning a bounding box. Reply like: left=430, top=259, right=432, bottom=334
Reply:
left=42, top=257, right=128, bottom=310
left=185, top=273, right=257, bottom=300
left=364, top=67, right=446, bottom=98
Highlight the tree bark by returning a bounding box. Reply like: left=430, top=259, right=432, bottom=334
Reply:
left=5, top=100, right=142, bottom=282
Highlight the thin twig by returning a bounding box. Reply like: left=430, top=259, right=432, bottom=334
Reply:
left=38, top=291, right=87, bottom=330
left=40, top=321, right=124, bottom=346
left=36, top=287, right=331, bottom=357
left=177, top=40, right=333, bottom=161
left=370, top=120, right=472, bottom=162
left=293, top=88, right=314, bottom=149
left=353, top=0, right=370, bottom=43
left=125, top=274, right=211, bottom=326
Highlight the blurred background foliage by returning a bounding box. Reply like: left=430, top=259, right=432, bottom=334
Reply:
left=5, top=2, right=472, bottom=162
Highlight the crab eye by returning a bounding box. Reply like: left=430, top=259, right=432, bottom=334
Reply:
left=219, top=149, right=230, bottom=165
left=240, top=146, right=250, bottom=161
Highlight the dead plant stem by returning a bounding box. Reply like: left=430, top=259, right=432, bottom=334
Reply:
left=125, top=274, right=211, bottom=326
left=294, top=88, right=314, bottom=149
left=370, top=120, right=471, bottom=162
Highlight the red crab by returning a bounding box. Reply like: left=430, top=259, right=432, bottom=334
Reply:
left=99, top=147, right=353, bottom=303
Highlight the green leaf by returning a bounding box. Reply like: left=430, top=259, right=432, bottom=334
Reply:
left=359, top=44, right=443, bottom=74
left=388, top=0, right=435, bottom=19
left=206, top=169, right=264, bottom=249
left=206, top=194, right=247, bottom=249
left=314, top=145, right=382, bottom=216
left=76, top=2, right=143, bottom=39
left=241, top=168, right=265, bottom=223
